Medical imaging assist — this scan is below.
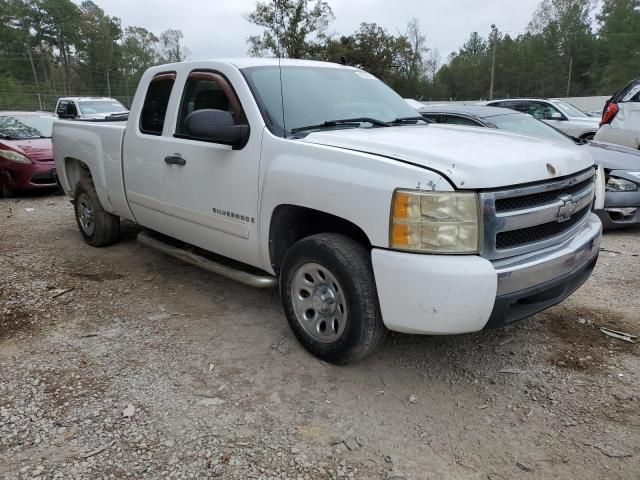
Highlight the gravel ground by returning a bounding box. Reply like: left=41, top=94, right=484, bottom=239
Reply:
left=1, top=193, right=639, bottom=480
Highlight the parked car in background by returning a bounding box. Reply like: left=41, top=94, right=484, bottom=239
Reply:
left=411, top=103, right=640, bottom=228
left=481, top=98, right=601, bottom=140
left=0, top=111, right=57, bottom=197
left=595, top=79, right=640, bottom=150
left=55, top=97, right=128, bottom=120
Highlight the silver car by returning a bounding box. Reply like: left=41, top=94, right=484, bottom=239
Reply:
left=481, top=98, right=601, bottom=140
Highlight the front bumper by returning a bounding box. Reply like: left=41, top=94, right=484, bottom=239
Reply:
left=595, top=191, right=640, bottom=229
left=371, top=214, right=601, bottom=335
left=0, top=161, right=57, bottom=191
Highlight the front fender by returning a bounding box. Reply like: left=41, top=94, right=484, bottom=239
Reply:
left=257, top=132, right=453, bottom=273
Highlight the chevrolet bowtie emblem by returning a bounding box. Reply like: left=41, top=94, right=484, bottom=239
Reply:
left=557, top=194, right=579, bottom=222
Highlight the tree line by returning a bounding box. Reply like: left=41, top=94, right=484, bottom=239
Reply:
left=247, top=0, right=640, bottom=100
left=0, top=0, right=638, bottom=111
left=0, top=0, right=189, bottom=110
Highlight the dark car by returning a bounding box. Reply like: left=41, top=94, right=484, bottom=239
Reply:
left=408, top=103, right=640, bottom=229
left=0, top=111, right=57, bottom=197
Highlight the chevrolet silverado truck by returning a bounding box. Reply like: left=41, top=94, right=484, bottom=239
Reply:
left=53, top=59, right=602, bottom=364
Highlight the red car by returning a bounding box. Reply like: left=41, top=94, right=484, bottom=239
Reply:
left=0, top=111, right=58, bottom=197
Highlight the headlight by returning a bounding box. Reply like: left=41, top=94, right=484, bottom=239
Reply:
left=390, top=190, right=480, bottom=253
left=0, top=149, right=32, bottom=164
left=606, top=176, right=638, bottom=192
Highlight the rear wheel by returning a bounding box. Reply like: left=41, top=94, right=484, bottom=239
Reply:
left=73, top=177, right=120, bottom=247
left=280, top=233, right=387, bottom=364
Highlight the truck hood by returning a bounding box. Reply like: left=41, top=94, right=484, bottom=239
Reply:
left=300, top=125, right=594, bottom=189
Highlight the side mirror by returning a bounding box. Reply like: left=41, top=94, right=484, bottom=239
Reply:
left=549, top=112, right=564, bottom=121
left=185, top=109, right=249, bottom=149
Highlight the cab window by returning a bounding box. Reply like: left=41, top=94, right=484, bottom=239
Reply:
left=175, top=71, right=247, bottom=138
left=140, top=72, right=176, bottom=135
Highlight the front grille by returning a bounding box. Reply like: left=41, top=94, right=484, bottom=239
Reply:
left=496, top=205, right=590, bottom=249
left=479, top=168, right=595, bottom=260
left=30, top=172, right=56, bottom=185
left=495, top=177, right=593, bottom=212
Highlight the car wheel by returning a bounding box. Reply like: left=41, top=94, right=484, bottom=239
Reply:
left=0, top=182, right=12, bottom=198
left=73, top=177, right=120, bottom=247
left=280, top=233, right=387, bottom=364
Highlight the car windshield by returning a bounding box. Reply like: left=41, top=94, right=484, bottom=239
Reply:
left=487, top=113, right=573, bottom=145
left=0, top=115, right=54, bottom=139
left=553, top=100, right=588, bottom=118
left=78, top=100, right=127, bottom=115
left=242, top=66, right=422, bottom=136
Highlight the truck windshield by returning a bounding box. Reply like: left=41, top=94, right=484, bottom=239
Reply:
left=78, top=100, right=128, bottom=115
left=242, top=65, right=423, bottom=136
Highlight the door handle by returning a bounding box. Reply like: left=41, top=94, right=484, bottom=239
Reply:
left=164, top=155, right=186, bottom=166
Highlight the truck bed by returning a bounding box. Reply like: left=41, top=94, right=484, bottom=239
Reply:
left=53, top=120, right=132, bottom=220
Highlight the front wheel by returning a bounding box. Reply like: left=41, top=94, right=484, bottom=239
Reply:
left=73, top=177, right=120, bottom=247
left=280, top=233, right=387, bottom=364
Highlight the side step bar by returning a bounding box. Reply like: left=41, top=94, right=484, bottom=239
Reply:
left=137, top=231, right=277, bottom=288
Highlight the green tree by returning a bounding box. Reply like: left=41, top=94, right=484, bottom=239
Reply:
left=245, top=0, right=334, bottom=58
left=598, top=0, right=640, bottom=91
left=159, top=29, right=190, bottom=63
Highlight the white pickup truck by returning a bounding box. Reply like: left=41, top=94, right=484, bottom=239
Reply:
left=53, top=58, right=602, bottom=363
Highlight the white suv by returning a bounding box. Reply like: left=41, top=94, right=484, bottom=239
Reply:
left=594, top=79, right=640, bottom=150
left=483, top=98, right=601, bottom=139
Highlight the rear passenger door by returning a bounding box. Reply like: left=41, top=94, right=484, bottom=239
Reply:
left=122, top=71, right=178, bottom=234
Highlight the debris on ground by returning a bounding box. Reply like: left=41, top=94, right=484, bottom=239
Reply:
left=599, top=327, right=637, bottom=344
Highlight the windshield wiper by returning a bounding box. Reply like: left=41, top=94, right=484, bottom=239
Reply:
left=291, top=117, right=390, bottom=134
left=390, top=116, right=430, bottom=125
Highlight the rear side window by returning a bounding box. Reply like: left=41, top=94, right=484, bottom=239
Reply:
left=442, top=115, right=482, bottom=127
left=140, top=73, right=176, bottom=135
left=56, top=101, right=67, bottom=116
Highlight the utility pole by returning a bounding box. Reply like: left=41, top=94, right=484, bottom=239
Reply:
left=26, top=47, right=43, bottom=111
left=106, top=71, right=112, bottom=97
left=566, top=55, right=573, bottom=97
left=489, top=24, right=498, bottom=100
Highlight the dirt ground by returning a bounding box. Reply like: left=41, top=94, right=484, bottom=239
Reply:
left=1, top=192, right=639, bottom=480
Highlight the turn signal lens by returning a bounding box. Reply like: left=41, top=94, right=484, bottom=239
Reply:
left=390, top=190, right=480, bottom=253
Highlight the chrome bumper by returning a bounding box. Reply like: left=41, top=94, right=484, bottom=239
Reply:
left=492, top=213, right=602, bottom=296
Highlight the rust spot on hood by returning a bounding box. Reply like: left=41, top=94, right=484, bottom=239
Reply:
left=546, top=163, right=557, bottom=176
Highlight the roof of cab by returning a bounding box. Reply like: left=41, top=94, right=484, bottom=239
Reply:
left=151, top=58, right=355, bottom=70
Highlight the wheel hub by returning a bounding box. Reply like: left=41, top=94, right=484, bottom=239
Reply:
left=311, top=285, right=337, bottom=314
left=290, top=262, right=347, bottom=344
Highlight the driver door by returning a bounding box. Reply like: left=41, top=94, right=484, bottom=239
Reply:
left=161, top=69, right=263, bottom=267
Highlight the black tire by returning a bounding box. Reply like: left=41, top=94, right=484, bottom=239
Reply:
left=73, top=176, right=120, bottom=247
left=0, top=182, right=12, bottom=198
left=280, top=233, right=387, bottom=364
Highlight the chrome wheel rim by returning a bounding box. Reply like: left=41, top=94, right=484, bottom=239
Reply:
left=290, top=262, right=347, bottom=344
left=77, top=193, right=95, bottom=236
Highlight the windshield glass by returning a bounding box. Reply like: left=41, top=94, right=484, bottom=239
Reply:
left=553, top=100, right=588, bottom=117
left=487, top=113, right=573, bottom=145
left=0, top=115, right=55, bottom=139
left=78, top=100, right=127, bottom=115
left=242, top=66, right=421, bottom=136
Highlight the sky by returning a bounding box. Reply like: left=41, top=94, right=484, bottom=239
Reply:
left=83, top=0, right=543, bottom=64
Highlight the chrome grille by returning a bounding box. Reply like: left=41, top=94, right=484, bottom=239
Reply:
left=480, top=168, right=596, bottom=260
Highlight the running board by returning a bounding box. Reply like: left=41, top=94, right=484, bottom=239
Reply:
left=137, top=231, right=277, bottom=288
